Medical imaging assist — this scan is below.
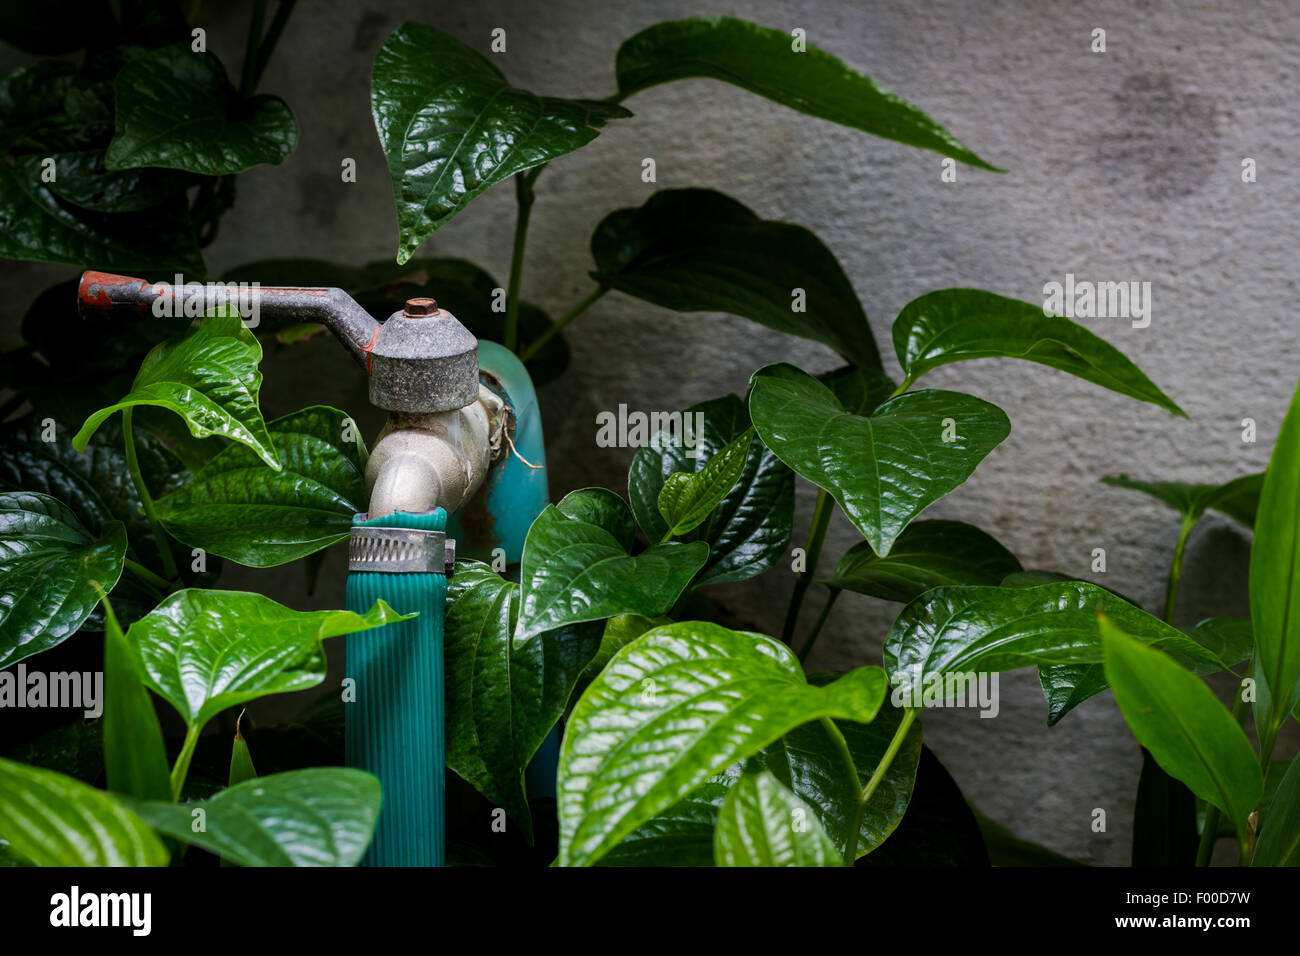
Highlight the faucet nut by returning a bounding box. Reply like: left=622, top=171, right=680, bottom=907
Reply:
left=404, top=297, right=438, bottom=317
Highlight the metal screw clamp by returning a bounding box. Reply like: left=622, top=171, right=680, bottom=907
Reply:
left=348, top=525, right=456, bottom=574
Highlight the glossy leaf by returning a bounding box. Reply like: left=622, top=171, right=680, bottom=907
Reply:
left=556, top=621, right=887, bottom=866
left=156, top=406, right=365, bottom=566
left=556, top=487, right=636, bottom=551
left=1249, top=377, right=1300, bottom=754
left=861, top=746, right=990, bottom=866
left=1102, top=472, right=1263, bottom=527
left=1186, top=617, right=1254, bottom=671
left=228, top=724, right=258, bottom=788
left=825, top=520, right=1022, bottom=604
left=129, top=768, right=379, bottom=866
left=102, top=594, right=170, bottom=802
left=885, top=582, right=1221, bottom=698
left=0, top=491, right=126, bottom=668
left=74, top=309, right=278, bottom=469
left=0, top=757, right=167, bottom=866
left=372, top=22, right=628, bottom=261
left=714, top=771, right=842, bottom=866
left=592, top=189, right=882, bottom=369
left=1101, top=616, right=1261, bottom=834
left=1253, top=755, right=1300, bottom=866
left=127, top=589, right=411, bottom=730
left=749, top=363, right=1009, bottom=556
left=106, top=46, right=297, bottom=175
left=599, top=778, right=731, bottom=866
left=615, top=17, right=999, bottom=170
left=629, top=393, right=793, bottom=587
left=893, top=289, right=1182, bottom=415
left=444, top=562, right=602, bottom=841
left=516, top=504, right=707, bottom=640
left=46, top=150, right=192, bottom=213
left=658, top=428, right=753, bottom=538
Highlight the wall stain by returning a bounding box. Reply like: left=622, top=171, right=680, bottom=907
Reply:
left=1095, top=72, right=1220, bottom=200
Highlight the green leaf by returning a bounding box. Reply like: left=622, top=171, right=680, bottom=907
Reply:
left=658, top=428, right=753, bottom=539
left=228, top=724, right=258, bottom=788
left=517, top=504, right=708, bottom=640
left=1253, top=756, right=1300, bottom=866
left=591, top=189, right=882, bottom=369
left=46, top=150, right=193, bottom=213
left=556, top=621, right=887, bottom=866
left=714, top=771, right=843, bottom=866
left=749, top=363, right=1009, bottom=556
left=892, top=289, right=1183, bottom=415
left=156, top=406, right=365, bottom=567
left=862, top=746, right=989, bottom=866
left=0, top=491, right=126, bottom=668
left=1249, top=377, right=1300, bottom=754
left=128, top=768, right=380, bottom=866
left=885, top=582, right=1221, bottom=699
left=825, top=520, right=1022, bottom=604
left=106, top=46, right=297, bottom=175
left=101, top=593, right=170, bottom=802
left=629, top=393, right=793, bottom=587
left=755, top=700, right=922, bottom=858
left=1186, top=617, right=1253, bottom=671
left=444, top=561, right=602, bottom=842
left=1100, top=616, right=1262, bottom=835
left=0, top=414, right=190, bottom=577
left=1101, top=472, right=1263, bottom=527
left=556, top=487, right=636, bottom=551
left=614, top=17, right=999, bottom=170
left=0, top=161, right=204, bottom=273
left=372, top=22, right=629, bottom=262
left=599, top=778, right=732, bottom=866
left=127, top=589, right=411, bottom=730
left=74, top=309, right=278, bottom=469
left=0, top=757, right=168, bottom=866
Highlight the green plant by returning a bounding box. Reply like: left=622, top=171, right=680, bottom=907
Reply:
left=1, top=12, right=1293, bottom=870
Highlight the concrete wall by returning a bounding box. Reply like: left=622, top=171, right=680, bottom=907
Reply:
left=4, top=0, right=1297, bottom=864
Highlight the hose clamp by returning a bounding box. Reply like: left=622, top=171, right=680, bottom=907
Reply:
left=348, top=526, right=456, bottom=574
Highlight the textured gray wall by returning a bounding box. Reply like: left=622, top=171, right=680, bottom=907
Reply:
left=4, top=0, right=1297, bottom=864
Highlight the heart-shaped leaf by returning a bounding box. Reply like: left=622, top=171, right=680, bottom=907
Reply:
left=1101, top=617, right=1261, bottom=835
left=0, top=491, right=126, bottom=668
left=749, top=363, right=1010, bottom=556
left=614, top=17, right=999, bottom=170
left=556, top=487, right=636, bottom=551
left=101, top=594, right=170, bottom=802
left=0, top=757, right=167, bottom=866
left=825, top=520, right=1022, bottom=604
left=591, top=189, right=882, bottom=369
left=127, top=589, right=411, bottom=730
left=658, top=428, right=752, bottom=539
left=517, top=504, right=708, bottom=640
left=128, top=768, right=380, bottom=866
left=156, top=406, right=365, bottom=567
left=1248, top=377, right=1300, bottom=757
left=714, top=770, right=842, bottom=866
left=372, top=22, right=629, bottom=262
left=557, top=621, right=887, bottom=866
left=444, top=561, right=602, bottom=842
left=46, top=150, right=193, bottom=213
left=74, top=308, right=278, bottom=469
left=892, top=289, right=1183, bottom=415
left=599, top=778, right=732, bottom=866
left=884, top=582, right=1221, bottom=699
left=629, top=394, right=793, bottom=587
left=1102, top=472, right=1262, bottom=527
left=106, top=45, right=297, bottom=175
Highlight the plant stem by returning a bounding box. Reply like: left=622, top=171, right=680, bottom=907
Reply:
left=887, top=376, right=915, bottom=401
left=782, top=489, right=833, bottom=645
left=239, top=0, right=268, bottom=96
left=1163, top=512, right=1197, bottom=623
left=844, top=708, right=917, bottom=863
left=504, top=172, right=536, bottom=353
left=518, top=287, right=607, bottom=362
left=799, top=588, right=840, bottom=664
left=123, top=409, right=179, bottom=582
left=170, top=724, right=201, bottom=801
left=251, top=0, right=297, bottom=93
left=123, top=558, right=171, bottom=592
left=1195, top=687, right=1251, bottom=865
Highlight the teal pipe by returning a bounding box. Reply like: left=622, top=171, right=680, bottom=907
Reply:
left=345, top=507, right=447, bottom=867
